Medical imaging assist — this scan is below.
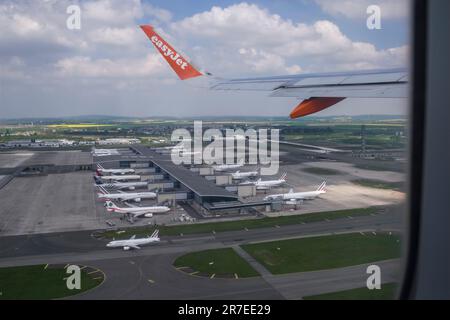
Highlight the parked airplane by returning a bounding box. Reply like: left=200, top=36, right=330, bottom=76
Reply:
left=97, top=186, right=157, bottom=203
left=241, top=173, right=287, bottom=190
left=96, top=174, right=141, bottom=182
left=231, top=169, right=259, bottom=180
left=96, top=164, right=135, bottom=176
left=105, top=201, right=170, bottom=220
left=264, top=181, right=327, bottom=203
left=213, top=164, right=244, bottom=172
left=106, top=230, right=160, bottom=250
left=94, top=176, right=148, bottom=190
left=141, top=24, right=408, bottom=118
left=92, top=148, right=119, bottom=157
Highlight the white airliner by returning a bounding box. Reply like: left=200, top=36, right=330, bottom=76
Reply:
left=140, top=25, right=408, bottom=119
left=106, top=230, right=160, bottom=250
left=213, top=164, right=244, bottom=172
left=105, top=201, right=170, bottom=219
left=96, top=164, right=135, bottom=176
left=92, top=148, right=119, bottom=157
left=231, top=169, right=259, bottom=180
left=242, top=173, right=287, bottom=190
left=96, top=174, right=141, bottom=182
left=94, top=177, right=148, bottom=190
left=97, top=186, right=157, bottom=203
left=264, top=181, right=327, bottom=203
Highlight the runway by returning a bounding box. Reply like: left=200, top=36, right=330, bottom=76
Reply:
left=0, top=210, right=403, bottom=299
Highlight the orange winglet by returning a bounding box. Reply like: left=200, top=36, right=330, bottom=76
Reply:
left=290, top=97, right=346, bottom=119
left=140, top=25, right=203, bottom=80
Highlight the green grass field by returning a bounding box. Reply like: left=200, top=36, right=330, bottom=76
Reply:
left=101, top=207, right=380, bottom=239
left=174, top=248, right=259, bottom=278
left=241, top=233, right=401, bottom=275
left=304, top=283, right=398, bottom=300
left=352, top=179, right=404, bottom=191
left=0, top=265, right=103, bottom=300
left=302, top=167, right=342, bottom=175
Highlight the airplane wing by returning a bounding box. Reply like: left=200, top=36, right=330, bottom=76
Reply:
left=140, top=25, right=408, bottom=118
left=128, top=245, right=141, bottom=250
left=210, top=69, right=408, bottom=118
left=130, top=235, right=136, bottom=240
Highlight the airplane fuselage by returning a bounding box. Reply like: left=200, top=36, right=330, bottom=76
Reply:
left=98, top=192, right=157, bottom=202
left=98, top=175, right=141, bottom=182
left=265, top=190, right=325, bottom=201
left=106, top=238, right=159, bottom=249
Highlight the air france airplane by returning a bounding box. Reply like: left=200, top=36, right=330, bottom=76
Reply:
left=94, top=177, right=148, bottom=190
left=106, top=230, right=160, bottom=250
left=264, top=182, right=327, bottom=203
left=96, top=174, right=141, bottom=182
left=105, top=201, right=170, bottom=219
left=96, top=164, right=135, bottom=176
left=242, top=173, right=287, bottom=190
left=97, top=186, right=157, bottom=203
left=213, top=164, right=244, bottom=172
left=231, top=170, right=259, bottom=180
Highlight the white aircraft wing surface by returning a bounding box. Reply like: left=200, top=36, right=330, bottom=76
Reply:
left=210, top=69, right=408, bottom=118
left=140, top=25, right=408, bottom=119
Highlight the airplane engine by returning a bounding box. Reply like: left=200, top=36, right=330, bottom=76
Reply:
left=123, top=246, right=130, bottom=251
left=145, top=213, right=153, bottom=218
left=128, top=186, right=135, bottom=190
left=134, top=198, right=141, bottom=203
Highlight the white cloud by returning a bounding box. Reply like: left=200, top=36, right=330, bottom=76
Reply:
left=0, top=1, right=409, bottom=118
left=88, top=27, right=141, bottom=46
left=170, top=3, right=408, bottom=74
left=315, top=0, right=410, bottom=20
left=54, top=54, right=166, bottom=78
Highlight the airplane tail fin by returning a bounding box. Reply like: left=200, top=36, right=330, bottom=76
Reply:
left=105, top=201, right=118, bottom=210
left=140, top=25, right=203, bottom=81
left=97, top=164, right=104, bottom=170
left=317, top=181, right=327, bottom=192
left=150, top=229, right=159, bottom=239
left=98, top=185, right=109, bottom=195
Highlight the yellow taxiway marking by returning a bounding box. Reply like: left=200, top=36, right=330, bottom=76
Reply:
left=93, top=277, right=103, bottom=280
left=234, top=273, right=239, bottom=279
left=148, top=279, right=155, bottom=284
left=189, top=271, right=199, bottom=275
left=80, top=266, right=87, bottom=270
left=64, top=264, right=69, bottom=269
left=210, top=274, right=215, bottom=279
left=44, top=264, right=49, bottom=270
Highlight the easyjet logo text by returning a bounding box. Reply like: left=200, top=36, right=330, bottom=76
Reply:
left=151, top=35, right=188, bottom=70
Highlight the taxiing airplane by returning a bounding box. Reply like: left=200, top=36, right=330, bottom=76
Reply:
left=106, top=230, right=160, bottom=250
left=105, top=201, right=170, bottom=220
left=231, top=169, right=259, bottom=180
left=242, top=173, right=287, bottom=190
left=140, top=25, right=408, bottom=118
left=264, top=181, right=326, bottom=203
left=96, top=164, right=135, bottom=176
left=97, top=186, right=157, bottom=203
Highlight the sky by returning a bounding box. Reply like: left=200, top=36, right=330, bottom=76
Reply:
left=0, top=0, right=411, bottom=119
